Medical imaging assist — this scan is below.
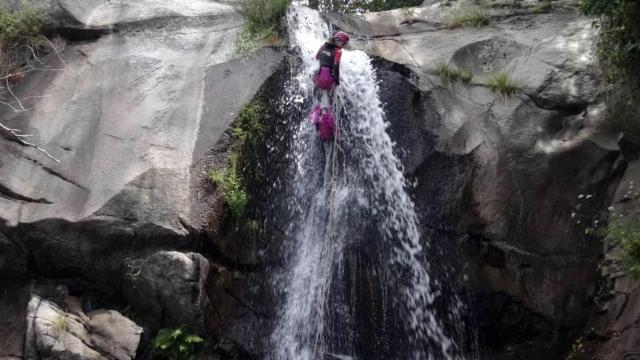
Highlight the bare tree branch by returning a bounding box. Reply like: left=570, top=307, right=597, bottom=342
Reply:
left=0, top=36, right=72, bottom=164
left=0, top=122, right=60, bottom=162
left=39, top=36, right=71, bottom=71
left=5, top=79, right=26, bottom=111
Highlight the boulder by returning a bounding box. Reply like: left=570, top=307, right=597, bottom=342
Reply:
left=24, top=295, right=142, bottom=360
left=122, top=251, right=211, bottom=334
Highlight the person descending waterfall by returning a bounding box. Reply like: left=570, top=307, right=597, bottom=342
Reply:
left=315, top=31, right=349, bottom=90
left=309, top=31, right=350, bottom=141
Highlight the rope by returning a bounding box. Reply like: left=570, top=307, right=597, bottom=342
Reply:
left=311, top=89, right=342, bottom=359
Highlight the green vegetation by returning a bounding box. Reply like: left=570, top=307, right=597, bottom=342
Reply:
left=0, top=6, right=45, bottom=45
left=0, top=6, right=47, bottom=78
left=448, top=2, right=491, bottom=28
left=150, top=326, right=204, bottom=360
left=580, top=0, right=640, bottom=82
left=236, top=0, right=291, bottom=52
left=435, top=62, right=473, bottom=86
left=232, top=103, right=267, bottom=152
left=486, top=72, right=521, bottom=97
left=51, top=313, right=68, bottom=335
left=209, top=154, right=248, bottom=221
left=532, top=0, right=552, bottom=14
left=209, top=102, right=267, bottom=223
left=606, top=218, right=640, bottom=277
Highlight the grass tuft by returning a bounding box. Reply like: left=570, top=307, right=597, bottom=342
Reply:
left=52, top=314, right=68, bottom=335
left=486, top=72, right=521, bottom=97
left=209, top=154, right=248, bottom=222
left=448, top=2, right=491, bottom=28
left=435, top=62, right=474, bottom=86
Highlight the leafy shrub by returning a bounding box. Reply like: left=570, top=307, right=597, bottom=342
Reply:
left=0, top=6, right=47, bottom=77
left=435, top=62, right=473, bottom=86
left=0, top=6, right=45, bottom=45
left=150, top=326, right=204, bottom=360
left=486, top=72, right=521, bottom=97
left=580, top=0, right=640, bottom=82
left=448, top=2, right=491, bottom=28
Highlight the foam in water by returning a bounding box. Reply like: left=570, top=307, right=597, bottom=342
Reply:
left=271, top=5, right=460, bottom=360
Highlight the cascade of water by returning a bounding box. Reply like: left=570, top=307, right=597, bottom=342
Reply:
left=271, top=5, right=461, bottom=360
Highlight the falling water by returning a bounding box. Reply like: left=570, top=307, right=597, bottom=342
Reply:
left=271, top=5, right=461, bottom=360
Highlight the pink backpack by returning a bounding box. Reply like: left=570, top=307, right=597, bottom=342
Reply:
left=309, top=105, right=336, bottom=141
left=314, top=67, right=335, bottom=90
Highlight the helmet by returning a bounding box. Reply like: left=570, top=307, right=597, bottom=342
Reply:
left=334, top=31, right=350, bottom=44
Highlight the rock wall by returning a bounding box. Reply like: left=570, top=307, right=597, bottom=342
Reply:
left=326, top=0, right=628, bottom=357
left=0, top=0, right=285, bottom=358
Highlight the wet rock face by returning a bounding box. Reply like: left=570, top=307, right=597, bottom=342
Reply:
left=351, top=2, right=625, bottom=358
left=572, top=161, right=640, bottom=359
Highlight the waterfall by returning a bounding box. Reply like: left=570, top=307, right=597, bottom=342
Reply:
left=270, top=5, right=461, bottom=359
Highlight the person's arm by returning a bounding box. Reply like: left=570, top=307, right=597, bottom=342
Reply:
left=315, top=45, right=324, bottom=60
left=332, top=48, right=342, bottom=85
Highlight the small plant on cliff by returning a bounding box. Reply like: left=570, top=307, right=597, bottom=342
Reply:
left=209, top=102, right=266, bottom=223
left=51, top=313, right=68, bottom=335
left=435, top=61, right=473, bottom=86
left=232, top=102, right=266, bottom=152
left=209, top=154, right=248, bottom=221
left=486, top=72, right=521, bottom=98
left=448, top=1, right=491, bottom=28
left=150, top=325, right=204, bottom=360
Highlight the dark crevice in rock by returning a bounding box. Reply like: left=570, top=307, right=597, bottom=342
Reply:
left=46, top=27, right=112, bottom=42
left=0, top=183, right=53, bottom=204
left=180, top=219, right=266, bottom=273
left=525, top=92, right=590, bottom=116
left=112, top=14, right=241, bottom=35
left=14, top=152, right=88, bottom=191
